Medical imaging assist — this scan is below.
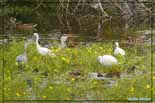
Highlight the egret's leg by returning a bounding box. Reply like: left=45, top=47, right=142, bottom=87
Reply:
left=40, top=56, right=45, bottom=73
left=44, top=56, right=49, bottom=73
left=27, top=79, right=33, bottom=88
left=18, top=63, right=25, bottom=73
left=40, top=56, right=48, bottom=77
left=41, top=56, right=45, bottom=64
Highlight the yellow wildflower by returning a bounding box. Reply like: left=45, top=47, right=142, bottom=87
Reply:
left=93, top=81, right=97, bottom=85
left=130, top=87, right=134, bottom=92
left=5, top=76, right=11, bottom=81
left=71, top=78, right=75, bottom=81
left=54, top=69, right=58, bottom=72
left=34, top=77, right=38, bottom=81
left=15, top=62, right=18, bottom=66
left=65, top=59, right=70, bottom=64
left=67, top=48, right=70, bottom=51
left=80, top=61, right=83, bottom=65
left=61, top=57, right=70, bottom=63
left=153, top=76, right=155, bottom=80
left=21, top=62, right=24, bottom=64
left=61, top=57, right=66, bottom=61
left=33, top=56, right=38, bottom=61
left=67, top=88, right=71, bottom=92
left=99, top=47, right=103, bottom=50
left=42, top=95, right=47, bottom=99
left=88, top=49, right=92, bottom=54
left=74, top=50, right=78, bottom=55
left=146, top=85, right=150, bottom=89
left=25, top=65, right=29, bottom=68
left=94, top=51, right=97, bottom=54
left=16, top=92, right=20, bottom=97
left=50, top=46, right=53, bottom=49
left=115, top=83, right=118, bottom=87
left=66, top=97, right=70, bottom=100
left=52, top=48, right=60, bottom=53
left=49, top=86, right=53, bottom=90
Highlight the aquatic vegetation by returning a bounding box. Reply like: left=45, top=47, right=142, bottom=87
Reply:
left=0, top=40, right=154, bottom=100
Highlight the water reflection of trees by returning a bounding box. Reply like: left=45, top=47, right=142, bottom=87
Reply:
left=1, top=0, right=154, bottom=38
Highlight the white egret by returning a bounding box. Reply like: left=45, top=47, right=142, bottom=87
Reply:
left=33, top=33, right=55, bottom=56
left=97, top=55, right=118, bottom=67
left=60, top=34, right=68, bottom=49
left=114, top=42, right=125, bottom=56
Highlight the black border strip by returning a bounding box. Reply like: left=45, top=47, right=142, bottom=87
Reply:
left=4, top=1, right=154, bottom=3
left=151, top=0, right=154, bottom=102
left=150, top=1, right=153, bottom=102
left=2, top=1, right=5, bottom=103
left=4, top=100, right=152, bottom=102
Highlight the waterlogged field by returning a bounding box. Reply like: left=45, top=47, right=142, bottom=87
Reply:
left=1, top=40, right=155, bottom=101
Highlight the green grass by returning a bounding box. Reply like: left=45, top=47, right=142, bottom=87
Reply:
left=0, top=40, right=154, bottom=101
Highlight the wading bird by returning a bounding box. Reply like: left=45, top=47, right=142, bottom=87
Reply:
left=16, top=42, right=29, bottom=64
left=97, top=55, right=118, bottom=67
left=33, top=33, right=55, bottom=56
left=60, top=34, right=68, bottom=49
left=114, top=42, right=125, bottom=56
left=16, top=42, right=29, bottom=72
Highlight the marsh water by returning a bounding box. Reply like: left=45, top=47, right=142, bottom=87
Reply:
left=1, top=29, right=154, bottom=45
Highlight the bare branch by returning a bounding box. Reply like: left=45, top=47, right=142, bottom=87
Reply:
left=73, top=0, right=82, bottom=13
left=33, top=0, right=44, bottom=11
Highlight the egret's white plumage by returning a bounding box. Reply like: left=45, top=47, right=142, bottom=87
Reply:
left=114, top=42, right=125, bottom=56
left=97, top=55, right=118, bottom=67
left=60, top=34, right=68, bottom=49
left=33, top=33, right=55, bottom=56
left=16, top=42, right=28, bottom=64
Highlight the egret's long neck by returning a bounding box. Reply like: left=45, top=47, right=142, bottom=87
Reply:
left=24, top=50, right=27, bottom=56
left=116, top=44, right=119, bottom=48
left=36, top=36, right=40, bottom=48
